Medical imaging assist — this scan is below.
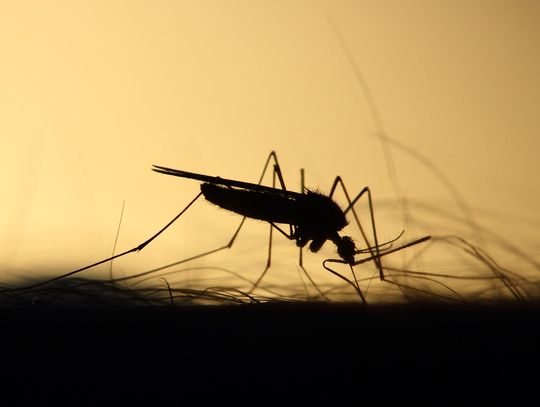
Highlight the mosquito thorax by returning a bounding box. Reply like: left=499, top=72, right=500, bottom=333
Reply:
left=301, top=191, right=349, bottom=232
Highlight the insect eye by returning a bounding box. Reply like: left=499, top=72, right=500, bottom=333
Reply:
left=337, top=236, right=356, bottom=264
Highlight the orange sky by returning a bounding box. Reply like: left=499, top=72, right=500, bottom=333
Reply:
left=1, top=1, right=539, bottom=301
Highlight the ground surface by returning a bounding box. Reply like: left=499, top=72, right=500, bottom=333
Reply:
left=1, top=301, right=538, bottom=404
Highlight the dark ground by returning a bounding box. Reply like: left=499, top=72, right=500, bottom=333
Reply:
left=1, top=301, right=539, bottom=404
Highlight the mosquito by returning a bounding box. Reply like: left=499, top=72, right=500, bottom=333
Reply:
left=148, top=151, right=430, bottom=302
left=15, top=151, right=430, bottom=303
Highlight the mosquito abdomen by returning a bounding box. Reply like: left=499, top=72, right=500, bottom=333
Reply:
left=201, top=183, right=298, bottom=224
left=201, top=183, right=348, bottom=237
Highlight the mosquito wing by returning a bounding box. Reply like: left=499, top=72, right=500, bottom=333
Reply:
left=152, top=165, right=303, bottom=197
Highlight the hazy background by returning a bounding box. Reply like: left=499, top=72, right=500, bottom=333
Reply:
left=1, top=1, right=539, bottom=301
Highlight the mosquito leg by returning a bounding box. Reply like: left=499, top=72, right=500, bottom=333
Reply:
left=133, top=151, right=285, bottom=296
left=15, top=152, right=289, bottom=294
left=248, top=233, right=273, bottom=294
left=247, top=154, right=284, bottom=294
left=322, top=178, right=382, bottom=302
left=337, top=183, right=433, bottom=300
left=323, top=261, right=366, bottom=304
left=273, top=221, right=327, bottom=300
left=118, top=151, right=288, bottom=297
left=248, top=152, right=324, bottom=297
left=293, top=167, right=327, bottom=300
left=146, top=151, right=286, bottom=296
left=328, top=178, right=383, bottom=280
left=10, top=192, right=204, bottom=292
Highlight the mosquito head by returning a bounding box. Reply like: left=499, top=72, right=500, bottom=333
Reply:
left=333, top=235, right=356, bottom=264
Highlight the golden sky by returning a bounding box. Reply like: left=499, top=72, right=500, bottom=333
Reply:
left=1, top=1, right=539, bottom=301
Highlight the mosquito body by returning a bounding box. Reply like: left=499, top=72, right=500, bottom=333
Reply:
left=152, top=165, right=356, bottom=264
left=149, top=153, right=431, bottom=303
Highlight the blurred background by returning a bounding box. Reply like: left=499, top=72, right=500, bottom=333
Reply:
left=1, top=0, right=539, bottom=302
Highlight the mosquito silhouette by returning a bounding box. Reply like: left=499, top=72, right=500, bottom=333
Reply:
left=15, top=151, right=430, bottom=303
left=149, top=151, right=429, bottom=302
